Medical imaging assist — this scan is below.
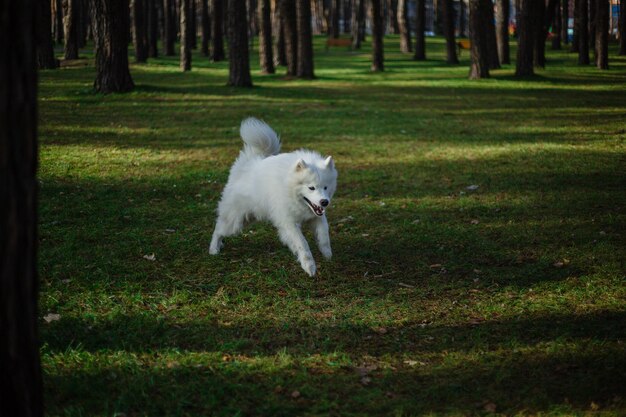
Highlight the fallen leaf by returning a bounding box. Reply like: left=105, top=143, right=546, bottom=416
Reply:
left=43, top=313, right=61, bottom=323
left=429, top=263, right=442, bottom=268
left=483, top=402, right=497, bottom=412
left=143, top=253, right=156, bottom=261
left=290, top=390, right=301, bottom=399
left=372, top=327, right=388, bottom=335
left=466, top=184, right=480, bottom=191
left=470, top=219, right=480, bottom=225
left=360, top=376, right=372, bottom=386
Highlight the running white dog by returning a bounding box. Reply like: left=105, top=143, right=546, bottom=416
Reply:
left=209, top=118, right=338, bottom=276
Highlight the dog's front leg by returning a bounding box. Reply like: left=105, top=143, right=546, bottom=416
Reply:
left=277, top=223, right=316, bottom=276
left=313, top=216, right=332, bottom=259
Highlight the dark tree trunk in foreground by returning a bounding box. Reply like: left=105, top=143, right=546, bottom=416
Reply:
left=414, top=0, right=426, bottom=59
left=468, top=0, right=490, bottom=78
left=147, top=0, right=159, bottom=57
left=281, top=0, right=298, bottom=76
left=398, top=0, right=411, bottom=52
left=201, top=0, right=210, bottom=56
left=63, top=0, right=80, bottom=59
left=211, top=0, right=226, bottom=61
left=259, top=0, right=275, bottom=73
left=562, top=0, right=569, bottom=44
left=620, top=0, right=626, bottom=54
left=163, top=0, right=176, bottom=55
left=180, top=0, right=192, bottom=70
left=0, top=1, right=43, bottom=416
left=132, top=0, right=148, bottom=63
left=496, top=0, right=510, bottom=64
left=515, top=0, right=534, bottom=76
left=371, top=0, right=384, bottom=71
left=443, top=0, right=458, bottom=63
left=227, top=0, right=252, bottom=86
left=37, top=0, right=60, bottom=68
left=91, top=0, right=135, bottom=93
left=578, top=0, right=589, bottom=64
left=483, top=0, right=500, bottom=69
left=595, top=0, right=608, bottom=69
left=296, top=0, right=314, bottom=78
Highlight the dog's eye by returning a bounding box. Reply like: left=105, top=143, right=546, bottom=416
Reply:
left=308, top=186, right=315, bottom=190
left=324, top=186, right=327, bottom=190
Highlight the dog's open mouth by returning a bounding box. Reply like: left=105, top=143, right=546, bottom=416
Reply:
left=303, top=197, right=325, bottom=216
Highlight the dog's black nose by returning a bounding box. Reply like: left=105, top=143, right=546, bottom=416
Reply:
left=320, top=199, right=329, bottom=207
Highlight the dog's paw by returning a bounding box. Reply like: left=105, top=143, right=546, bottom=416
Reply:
left=209, top=241, right=222, bottom=255
left=300, top=257, right=317, bottom=277
left=320, top=246, right=332, bottom=259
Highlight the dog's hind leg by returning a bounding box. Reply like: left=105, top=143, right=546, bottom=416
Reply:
left=209, top=209, right=246, bottom=254
left=276, top=223, right=316, bottom=276
left=313, top=216, right=332, bottom=259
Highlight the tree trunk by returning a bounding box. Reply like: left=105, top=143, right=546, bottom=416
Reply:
left=180, top=0, right=192, bottom=70
left=595, top=0, right=608, bottom=68
left=578, top=0, right=589, bottom=64
left=54, top=0, right=64, bottom=44
left=330, top=0, right=340, bottom=37
left=552, top=0, right=562, bottom=49
left=515, top=0, right=534, bottom=76
left=589, top=0, right=596, bottom=60
left=469, top=0, right=490, bottom=78
left=296, top=0, right=314, bottom=78
left=414, top=0, right=426, bottom=60
left=351, top=0, right=363, bottom=48
left=91, top=0, right=135, bottom=93
left=571, top=0, right=580, bottom=52
left=387, top=0, right=399, bottom=34
left=620, top=0, right=626, bottom=54
left=163, top=0, right=176, bottom=55
left=459, top=0, right=467, bottom=37
left=227, top=0, right=253, bottom=86
left=201, top=0, right=210, bottom=56
left=211, top=0, right=226, bottom=60
left=273, top=0, right=287, bottom=66
left=281, top=0, right=298, bottom=76
left=37, top=0, right=60, bottom=68
left=533, top=0, right=546, bottom=67
left=561, top=0, right=569, bottom=44
left=132, top=0, right=148, bottom=63
left=443, top=0, right=458, bottom=63
left=496, top=0, right=510, bottom=64
left=148, top=0, right=159, bottom=57
left=371, top=0, right=384, bottom=71
left=0, top=0, right=43, bottom=416
left=398, top=0, right=411, bottom=52
left=482, top=0, right=500, bottom=69
left=191, top=0, right=197, bottom=49
left=259, top=0, right=275, bottom=72
left=63, top=0, right=80, bottom=59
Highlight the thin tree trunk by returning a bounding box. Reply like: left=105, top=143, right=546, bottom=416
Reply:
left=54, top=0, right=64, bottom=43
left=228, top=0, right=253, bottom=86
left=443, top=0, right=458, bottom=63
left=163, top=0, right=176, bottom=55
left=91, top=0, right=135, bottom=93
left=595, top=0, right=608, bottom=68
left=281, top=0, right=298, bottom=76
left=351, top=0, right=363, bottom=48
left=191, top=0, right=197, bottom=49
left=37, top=0, right=60, bottom=68
left=371, top=0, right=384, bottom=71
left=63, top=0, right=80, bottom=59
left=571, top=0, right=580, bottom=51
left=561, top=0, right=569, bottom=44
left=387, top=0, right=399, bottom=34
left=515, top=0, right=534, bottom=75
left=578, top=0, right=589, bottom=63
left=533, top=0, right=546, bottom=67
left=482, top=0, right=500, bottom=69
left=180, top=0, right=192, bottom=70
left=201, top=0, right=210, bottom=56
left=398, top=0, right=411, bottom=52
left=589, top=0, right=596, bottom=60
left=469, top=0, right=490, bottom=78
left=296, top=0, right=314, bottom=78
left=148, top=0, right=159, bottom=57
left=0, top=0, right=43, bottom=416
left=552, top=0, right=562, bottom=49
left=259, top=0, right=275, bottom=73
left=459, top=0, right=467, bottom=37
left=330, top=0, right=340, bottom=37
left=414, top=0, right=426, bottom=60
left=620, top=0, right=626, bottom=54
left=273, top=0, right=287, bottom=65
left=211, top=0, right=226, bottom=60
left=496, top=0, right=510, bottom=64
left=132, top=0, right=148, bottom=63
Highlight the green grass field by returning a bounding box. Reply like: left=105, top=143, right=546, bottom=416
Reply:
left=38, top=36, right=626, bottom=416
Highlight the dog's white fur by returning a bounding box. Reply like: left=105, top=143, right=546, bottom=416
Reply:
left=209, top=118, right=338, bottom=276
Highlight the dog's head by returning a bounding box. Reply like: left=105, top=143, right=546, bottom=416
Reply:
left=294, top=156, right=337, bottom=217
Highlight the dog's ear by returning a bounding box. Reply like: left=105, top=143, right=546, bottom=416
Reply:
left=295, top=159, right=308, bottom=172
left=324, top=156, right=334, bottom=169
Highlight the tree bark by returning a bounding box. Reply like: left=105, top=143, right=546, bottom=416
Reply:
left=468, top=0, right=490, bottom=78
left=201, top=0, right=211, bottom=56
left=443, top=0, right=458, bottom=63
left=515, top=0, right=534, bottom=76
left=371, top=0, right=384, bottom=71
left=589, top=0, right=596, bottom=59
left=329, top=0, right=340, bottom=37
left=191, top=0, right=197, bottom=49
left=571, top=0, right=580, bottom=52
left=561, top=0, right=569, bottom=44
left=91, top=0, right=135, bottom=93
left=163, top=0, right=176, bottom=55
left=63, top=0, right=80, bottom=59
left=180, top=0, right=192, bottom=70
left=595, top=0, right=608, bottom=68
left=211, top=0, right=226, bottom=61
left=351, top=0, right=366, bottom=48
left=227, top=0, right=253, bottom=86
left=148, top=0, right=160, bottom=57
left=258, top=0, right=275, bottom=73
left=482, top=0, right=500, bottom=69
left=53, top=0, right=64, bottom=44
left=496, top=0, right=510, bottom=64
left=414, top=0, right=426, bottom=60
left=398, top=0, right=411, bottom=52
left=620, top=0, right=626, bottom=54
left=132, top=0, right=148, bottom=63
left=578, top=0, right=589, bottom=64
left=273, top=0, right=287, bottom=66
left=387, top=0, right=399, bottom=34
left=533, top=0, right=546, bottom=67
left=296, top=0, right=314, bottom=78
left=281, top=0, right=298, bottom=76
left=459, top=0, right=467, bottom=37
left=37, top=0, right=60, bottom=68
left=552, top=0, right=562, bottom=49
left=0, top=0, right=43, bottom=416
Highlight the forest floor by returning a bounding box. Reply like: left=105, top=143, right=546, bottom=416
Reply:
left=38, top=36, right=625, bottom=416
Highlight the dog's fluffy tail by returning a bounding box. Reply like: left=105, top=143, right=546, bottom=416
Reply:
left=240, top=117, right=281, bottom=158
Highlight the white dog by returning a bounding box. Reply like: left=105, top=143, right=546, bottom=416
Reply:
left=209, top=118, right=338, bottom=276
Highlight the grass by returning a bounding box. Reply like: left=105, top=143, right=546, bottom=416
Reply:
left=38, top=35, right=626, bottom=416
